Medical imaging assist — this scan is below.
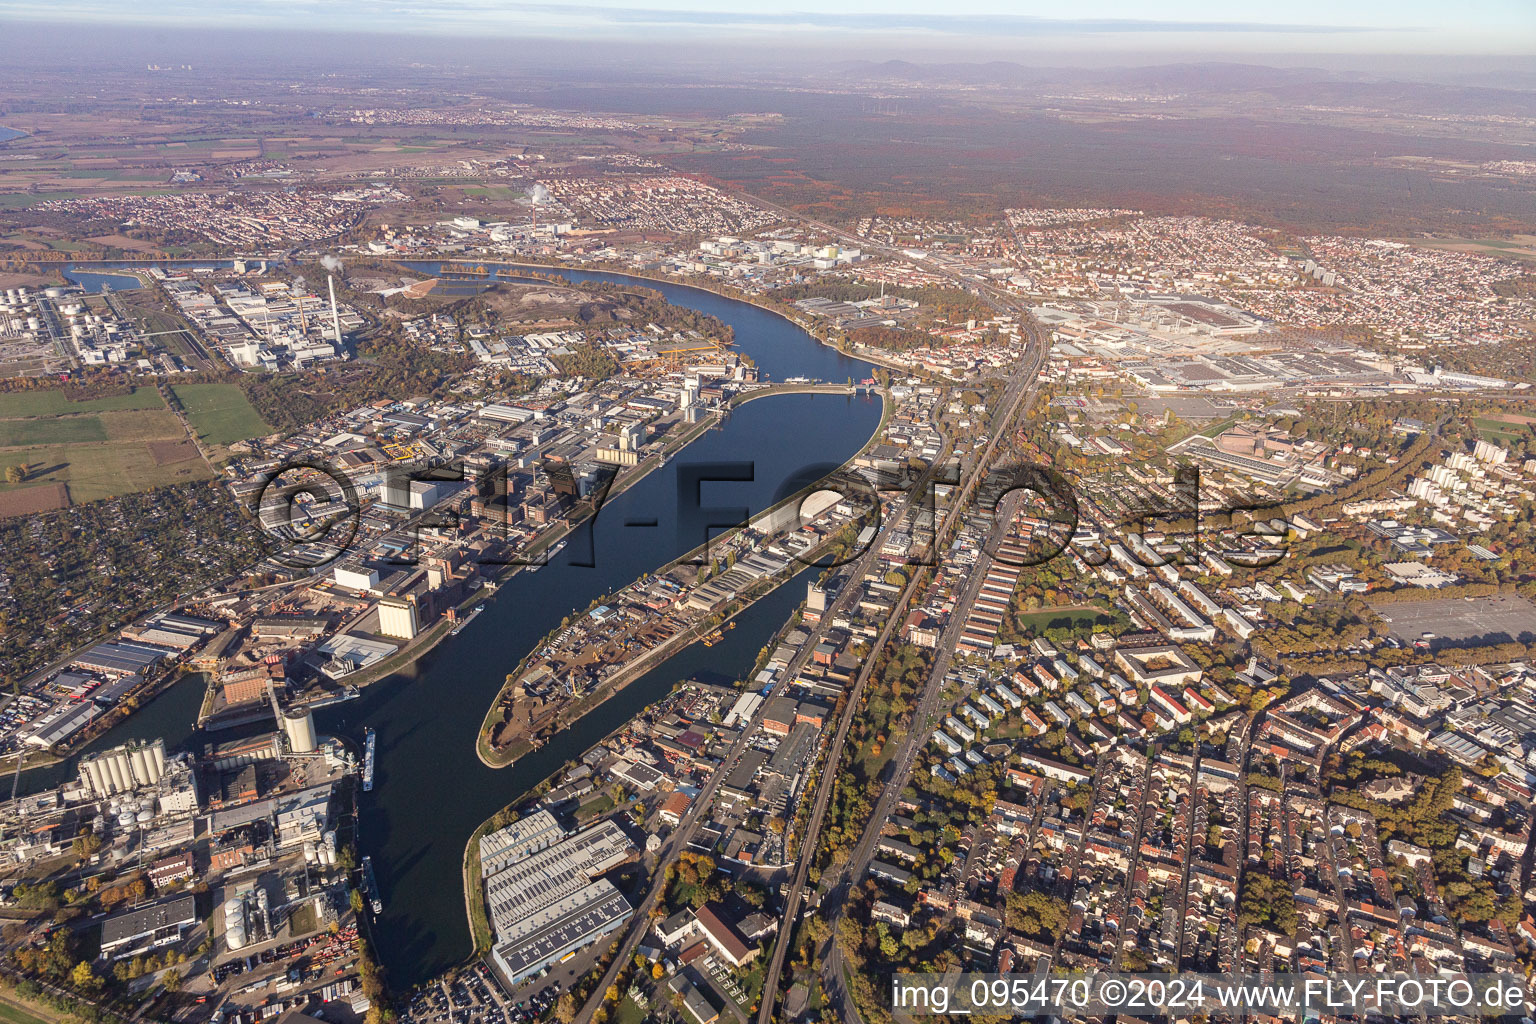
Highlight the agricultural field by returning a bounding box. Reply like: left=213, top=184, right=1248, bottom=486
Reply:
left=171, top=382, right=272, bottom=447
left=0, top=386, right=210, bottom=507
left=0, top=388, right=163, bottom=417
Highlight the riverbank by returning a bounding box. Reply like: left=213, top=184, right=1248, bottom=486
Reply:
left=389, top=255, right=929, bottom=381
left=28, top=254, right=884, bottom=987
left=474, top=385, right=890, bottom=768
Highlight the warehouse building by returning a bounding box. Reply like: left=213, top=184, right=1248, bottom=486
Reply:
left=484, top=820, right=635, bottom=939
left=479, top=809, right=566, bottom=878
left=74, top=640, right=172, bottom=677
left=488, top=880, right=633, bottom=985
left=99, top=894, right=198, bottom=959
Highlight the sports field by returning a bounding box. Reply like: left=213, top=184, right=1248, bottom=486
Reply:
left=172, top=382, right=272, bottom=447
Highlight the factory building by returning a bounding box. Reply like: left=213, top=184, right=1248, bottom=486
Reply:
left=99, top=894, right=198, bottom=959
left=483, top=820, right=635, bottom=941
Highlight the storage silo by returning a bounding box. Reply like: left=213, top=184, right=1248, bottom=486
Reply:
left=283, top=708, right=318, bottom=754
left=129, top=746, right=151, bottom=787
left=81, top=759, right=108, bottom=798
left=105, top=754, right=129, bottom=794
left=147, top=739, right=166, bottom=781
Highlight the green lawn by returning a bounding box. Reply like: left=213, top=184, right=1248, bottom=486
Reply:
left=1013, top=608, right=1121, bottom=633
left=1472, top=417, right=1529, bottom=442
left=609, top=996, right=647, bottom=1024
left=0, top=387, right=164, bottom=417
left=172, top=383, right=272, bottom=446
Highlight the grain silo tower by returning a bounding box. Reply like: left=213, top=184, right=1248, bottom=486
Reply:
left=283, top=707, right=318, bottom=754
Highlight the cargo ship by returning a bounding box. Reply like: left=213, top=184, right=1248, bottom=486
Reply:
left=525, top=538, right=566, bottom=573
left=449, top=605, right=484, bottom=636
left=361, top=728, right=376, bottom=792
left=360, top=856, right=383, bottom=915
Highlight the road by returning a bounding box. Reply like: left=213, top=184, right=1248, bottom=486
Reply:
left=570, top=202, right=1050, bottom=1024
left=763, top=324, right=1049, bottom=1024
left=801, top=325, right=1050, bottom=1023
left=569, top=454, right=943, bottom=1024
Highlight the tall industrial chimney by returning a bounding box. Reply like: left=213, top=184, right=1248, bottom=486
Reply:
left=327, top=275, right=343, bottom=347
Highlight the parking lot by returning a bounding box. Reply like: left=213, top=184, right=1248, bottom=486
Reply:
left=1370, top=593, right=1536, bottom=645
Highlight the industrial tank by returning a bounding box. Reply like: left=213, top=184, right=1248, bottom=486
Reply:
left=282, top=707, right=318, bottom=753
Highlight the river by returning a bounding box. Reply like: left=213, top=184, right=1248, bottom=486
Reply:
left=27, top=263, right=880, bottom=987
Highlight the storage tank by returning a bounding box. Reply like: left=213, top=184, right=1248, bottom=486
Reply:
left=303, top=841, right=317, bottom=864
left=148, top=740, right=165, bottom=780
left=223, top=898, right=247, bottom=951
left=136, top=809, right=154, bottom=824
left=283, top=708, right=318, bottom=754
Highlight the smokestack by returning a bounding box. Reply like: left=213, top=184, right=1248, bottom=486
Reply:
left=327, top=275, right=343, bottom=347
left=296, top=292, right=307, bottom=333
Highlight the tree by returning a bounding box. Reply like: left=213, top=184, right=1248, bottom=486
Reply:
left=163, top=968, right=184, bottom=992
left=350, top=888, right=366, bottom=914
left=71, top=961, right=100, bottom=991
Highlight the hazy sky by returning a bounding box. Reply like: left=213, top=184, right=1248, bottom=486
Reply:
left=1, top=0, right=1532, bottom=54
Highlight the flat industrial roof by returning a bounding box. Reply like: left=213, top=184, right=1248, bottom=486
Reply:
left=492, top=884, right=632, bottom=979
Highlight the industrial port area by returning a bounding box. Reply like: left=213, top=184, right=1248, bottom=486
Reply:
left=1, top=7, right=1536, bottom=1024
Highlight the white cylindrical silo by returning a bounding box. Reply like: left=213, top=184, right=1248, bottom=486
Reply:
left=148, top=740, right=166, bottom=780
left=105, top=755, right=129, bottom=794
left=82, top=759, right=106, bottom=797
left=130, top=747, right=151, bottom=787
left=283, top=708, right=317, bottom=754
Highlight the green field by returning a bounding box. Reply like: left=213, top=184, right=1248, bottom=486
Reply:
left=1013, top=607, right=1122, bottom=634
left=0, top=388, right=211, bottom=506
left=0, top=416, right=107, bottom=446
left=0, top=387, right=164, bottom=417
left=1473, top=417, right=1531, bottom=443
left=172, top=383, right=272, bottom=447
left=0, top=441, right=210, bottom=504
left=0, top=996, right=56, bottom=1024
